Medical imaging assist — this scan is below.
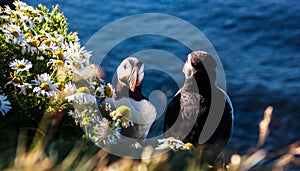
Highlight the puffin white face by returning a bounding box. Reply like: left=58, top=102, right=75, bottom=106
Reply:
left=117, top=57, right=144, bottom=92
left=138, top=64, right=145, bottom=84
left=183, top=54, right=194, bottom=78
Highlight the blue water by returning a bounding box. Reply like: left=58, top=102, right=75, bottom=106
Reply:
left=25, top=0, right=300, bottom=156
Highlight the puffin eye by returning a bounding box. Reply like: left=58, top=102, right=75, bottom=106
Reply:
left=117, top=61, right=132, bottom=80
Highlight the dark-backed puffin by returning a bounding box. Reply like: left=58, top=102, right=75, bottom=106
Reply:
left=113, top=57, right=157, bottom=143
left=163, top=51, right=233, bottom=165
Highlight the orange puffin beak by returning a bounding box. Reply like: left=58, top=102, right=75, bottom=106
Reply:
left=129, top=67, right=138, bottom=92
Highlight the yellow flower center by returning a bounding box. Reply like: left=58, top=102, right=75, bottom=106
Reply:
left=10, top=30, right=19, bottom=37
left=92, top=81, right=99, bottom=87
left=38, top=34, right=46, bottom=39
left=12, top=77, right=22, bottom=84
left=185, top=142, right=194, bottom=149
left=180, top=143, right=194, bottom=151
left=104, top=85, right=113, bottom=97
left=208, top=165, right=214, bottom=169
left=54, top=60, right=64, bottom=67
left=54, top=51, right=64, bottom=60
left=23, top=33, right=33, bottom=38
left=72, top=61, right=81, bottom=70
left=40, top=82, right=51, bottom=91
left=116, top=106, right=131, bottom=119
left=52, top=40, right=58, bottom=46
left=27, top=39, right=40, bottom=47
left=16, top=63, right=26, bottom=69
left=77, top=87, right=90, bottom=93
left=167, top=137, right=176, bottom=140
left=162, top=145, right=170, bottom=150
left=42, top=39, right=52, bottom=46
left=55, top=82, right=64, bottom=91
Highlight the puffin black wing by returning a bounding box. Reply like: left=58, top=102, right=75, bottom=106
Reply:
left=207, top=88, right=233, bottom=145
left=163, top=91, right=181, bottom=133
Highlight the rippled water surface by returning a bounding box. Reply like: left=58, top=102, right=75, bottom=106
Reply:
left=25, top=0, right=300, bottom=155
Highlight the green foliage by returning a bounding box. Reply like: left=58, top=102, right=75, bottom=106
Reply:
left=0, top=1, right=131, bottom=155
left=0, top=1, right=87, bottom=149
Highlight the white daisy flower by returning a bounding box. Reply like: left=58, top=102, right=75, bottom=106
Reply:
left=93, top=118, right=121, bottom=145
left=32, top=73, right=58, bottom=98
left=63, top=42, right=91, bottom=61
left=9, top=58, right=32, bottom=73
left=63, top=82, right=77, bottom=96
left=66, top=93, right=96, bottom=105
left=0, top=95, right=12, bottom=116
left=80, top=64, right=102, bottom=81
left=1, top=24, right=22, bottom=37
left=47, top=59, right=65, bottom=68
left=62, top=42, right=92, bottom=77
left=3, top=5, right=13, bottom=14
left=24, top=39, right=40, bottom=54
left=110, top=106, right=133, bottom=128
left=36, top=32, right=60, bottom=53
left=13, top=1, right=28, bottom=9
left=156, top=137, right=194, bottom=151
left=34, top=13, right=47, bottom=23
left=39, top=41, right=59, bottom=54
left=39, top=31, right=55, bottom=40
left=105, top=103, right=112, bottom=112
left=6, top=77, right=31, bottom=92
left=66, top=87, right=96, bottom=105
left=1, top=15, right=10, bottom=20
left=94, top=83, right=115, bottom=100
left=1, top=24, right=24, bottom=44
left=22, top=17, right=35, bottom=31
left=104, top=83, right=115, bottom=98
left=94, top=85, right=105, bottom=99
left=53, top=34, right=64, bottom=45
left=65, top=55, right=88, bottom=74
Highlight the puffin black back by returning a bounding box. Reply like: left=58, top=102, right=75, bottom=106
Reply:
left=163, top=51, right=234, bottom=166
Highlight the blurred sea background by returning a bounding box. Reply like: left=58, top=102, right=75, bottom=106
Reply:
left=24, top=0, right=300, bottom=157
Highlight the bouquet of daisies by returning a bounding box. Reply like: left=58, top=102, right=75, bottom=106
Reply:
left=0, top=1, right=132, bottom=147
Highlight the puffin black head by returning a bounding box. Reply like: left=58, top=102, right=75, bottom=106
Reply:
left=116, top=57, right=145, bottom=92
left=183, top=51, right=217, bottom=80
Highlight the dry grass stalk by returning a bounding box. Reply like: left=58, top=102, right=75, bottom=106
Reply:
left=272, top=141, right=300, bottom=171
left=258, top=106, right=273, bottom=146
left=4, top=106, right=300, bottom=171
left=236, top=149, right=267, bottom=171
left=7, top=136, right=55, bottom=171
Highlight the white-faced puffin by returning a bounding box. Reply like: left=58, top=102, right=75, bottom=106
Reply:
left=163, top=51, right=234, bottom=165
left=113, top=57, right=157, bottom=143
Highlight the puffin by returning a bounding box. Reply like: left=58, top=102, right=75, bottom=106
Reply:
left=113, top=57, right=157, bottom=143
left=163, top=51, right=234, bottom=165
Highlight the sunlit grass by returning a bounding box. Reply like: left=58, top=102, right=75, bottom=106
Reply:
left=1, top=106, right=299, bottom=171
